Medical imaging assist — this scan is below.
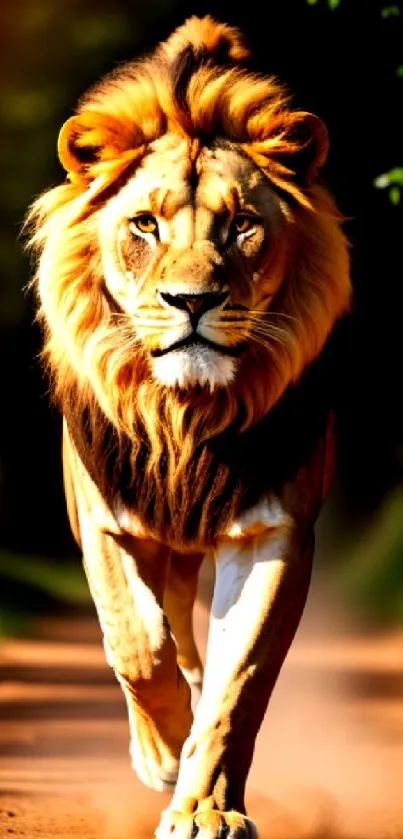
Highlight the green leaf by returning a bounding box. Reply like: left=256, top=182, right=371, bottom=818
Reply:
left=328, top=0, right=341, bottom=8
left=306, top=0, right=319, bottom=5
left=381, top=5, right=400, bottom=17
left=374, top=167, right=403, bottom=188
left=389, top=186, right=401, bottom=204
left=396, top=65, right=403, bottom=77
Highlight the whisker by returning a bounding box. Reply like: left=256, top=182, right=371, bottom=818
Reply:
left=132, top=321, right=178, bottom=329
left=251, top=323, right=289, bottom=339
left=109, top=327, right=136, bottom=341
left=248, top=310, right=297, bottom=322
left=250, top=331, right=284, bottom=349
left=111, top=315, right=178, bottom=331
left=116, top=334, right=139, bottom=346
left=214, top=317, right=249, bottom=324
left=206, top=320, right=248, bottom=329
left=250, top=321, right=289, bottom=343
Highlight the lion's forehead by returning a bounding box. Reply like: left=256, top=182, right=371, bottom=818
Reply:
left=106, top=134, right=279, bottom=227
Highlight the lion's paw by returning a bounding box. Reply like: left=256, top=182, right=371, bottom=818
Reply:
left=155, top=808, right=258, bottom=838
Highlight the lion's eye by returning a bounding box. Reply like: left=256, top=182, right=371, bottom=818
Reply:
left=232, top=214, right=255, bottom=236
left=130, top=214, right=158, bottom=235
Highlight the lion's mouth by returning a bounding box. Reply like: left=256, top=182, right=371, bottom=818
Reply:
left=150, top=334, right=247, bottom=359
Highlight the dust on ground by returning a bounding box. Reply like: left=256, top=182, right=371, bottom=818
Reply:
left=1, top=568, right=403, bottom=839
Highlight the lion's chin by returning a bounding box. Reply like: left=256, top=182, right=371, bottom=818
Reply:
left=151, top=344, right=237, bottom=391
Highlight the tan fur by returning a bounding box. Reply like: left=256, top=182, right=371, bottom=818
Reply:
left=27, top=17, right=351, bottom=838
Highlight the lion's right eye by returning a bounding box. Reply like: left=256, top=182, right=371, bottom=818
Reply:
left=233, top=214, right=254, bottom=235
left=130, top=214, right=158, bottom=236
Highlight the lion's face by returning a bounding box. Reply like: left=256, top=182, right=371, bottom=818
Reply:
left=30, top=16, right=351, bottom=443
left=98, top=134, right=285, bottom=390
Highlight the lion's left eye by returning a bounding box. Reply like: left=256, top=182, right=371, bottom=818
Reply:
left=232, top=214, right=256, bottom=236
left=130, top=214, right=158, bottom=235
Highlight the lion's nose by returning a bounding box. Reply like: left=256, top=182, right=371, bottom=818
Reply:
left=159, top=291, right=228, bottom=319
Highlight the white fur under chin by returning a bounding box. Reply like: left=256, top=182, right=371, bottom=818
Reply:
left=152, top=344, right=237, bottom=390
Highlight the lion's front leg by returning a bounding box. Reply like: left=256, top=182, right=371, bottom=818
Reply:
left=157, top=512, right=313, bottom=838
left=65, top=430, right=193, bottom=791
left=80, top=518, right=193, bottom=791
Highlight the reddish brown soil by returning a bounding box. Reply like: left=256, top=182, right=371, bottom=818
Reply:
left=1, top=578, right=403, bottom=839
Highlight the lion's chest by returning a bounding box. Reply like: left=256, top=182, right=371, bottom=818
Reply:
left=113, top=491, right=292, bottom=548
left=116, top=438, right=257, bottom=551
left=65, top=343, right=333, bottom=552
left=108, top=422, right=309, bottom=551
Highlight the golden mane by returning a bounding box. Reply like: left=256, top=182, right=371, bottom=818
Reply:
left=26, top=16, right=351, bottom=547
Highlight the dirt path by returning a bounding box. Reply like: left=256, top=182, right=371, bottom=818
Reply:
left=1, top=579, right=403, bottom=839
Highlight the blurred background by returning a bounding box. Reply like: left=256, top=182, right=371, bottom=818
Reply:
left=0, top=0, right=402, bottom=628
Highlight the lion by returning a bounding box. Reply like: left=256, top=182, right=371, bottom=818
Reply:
left=27, top=16, right=351, bottom=839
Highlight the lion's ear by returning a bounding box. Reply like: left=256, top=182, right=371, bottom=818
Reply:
left=57, top=112, right=135, bottom=182
left=58, top=115, right=103, bottom=181
left=272, top=112, right=329, bottom=188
